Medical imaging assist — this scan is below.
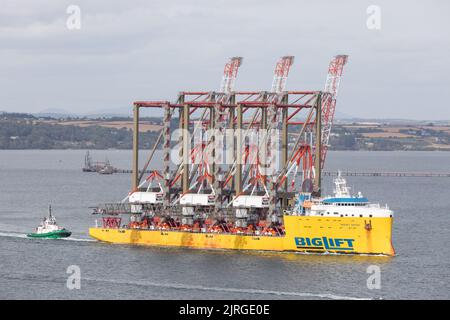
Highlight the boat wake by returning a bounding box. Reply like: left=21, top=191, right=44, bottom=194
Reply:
left=0, top=271, right=370, bottom=300
left=0, top=231, right=28, bottom=239
left=61, top=237, right=95, bottom=242
left=81, top=277, right=370, bottom=300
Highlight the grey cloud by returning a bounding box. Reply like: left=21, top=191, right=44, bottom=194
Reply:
left=0, top=0, right=449, bottom=119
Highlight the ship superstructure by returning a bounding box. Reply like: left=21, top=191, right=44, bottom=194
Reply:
left=89, top=56, right=395, bottom=256
left=293, top=172, right=393, bottom=219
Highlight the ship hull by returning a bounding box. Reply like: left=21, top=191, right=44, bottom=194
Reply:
left=89, top=215, right=395, bottom=256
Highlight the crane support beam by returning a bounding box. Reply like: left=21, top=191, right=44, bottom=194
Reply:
left=235, top=103, right=243, bottom=194
left=182, top=104, right=190, bottom=193
left=314, top=93, right=323, bottom=195
left=132, top=104, right=139, bottom=191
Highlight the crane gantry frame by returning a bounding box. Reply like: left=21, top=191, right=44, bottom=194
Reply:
left=130, top=55, right=347, bottom=223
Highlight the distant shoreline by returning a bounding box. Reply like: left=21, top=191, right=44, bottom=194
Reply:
left=2, top=112, right=449, bottom=151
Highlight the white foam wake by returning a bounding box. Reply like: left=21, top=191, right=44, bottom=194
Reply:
left=61, top=237, right=95, bottom=242
left=83, top=277, right=370, bottom=300
left=0, top=231, right=28, bottom=239
left=0, top=271, right=370, bottom=300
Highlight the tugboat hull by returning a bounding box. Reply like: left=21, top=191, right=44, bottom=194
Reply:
left=27, top=229, right=72, bottom=239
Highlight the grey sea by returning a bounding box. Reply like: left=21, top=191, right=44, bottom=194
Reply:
left=0, top=150, right=449, bottom=299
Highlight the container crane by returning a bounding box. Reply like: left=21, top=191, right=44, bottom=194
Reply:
left=320, top=55, right=348, bottom=168
left=181, top=57, right=243, bottom=211
left=271, top=56, right=295, bottom=94
left=220, top=57, right=243, bottom=96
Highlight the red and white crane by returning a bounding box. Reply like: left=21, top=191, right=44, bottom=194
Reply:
left=320, top=55, right=348, bottom=168
left=219, top=57, right=243, bottom=95
left=184, top=57, right=244, bottom=203
left=277, top=55, right=348, bottom=193
left=271, top=56, right=295, bottom=94
left=241, top=56, right=295, bottom=200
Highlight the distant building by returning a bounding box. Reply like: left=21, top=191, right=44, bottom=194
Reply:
left=353, top=122, right=382, bottom=126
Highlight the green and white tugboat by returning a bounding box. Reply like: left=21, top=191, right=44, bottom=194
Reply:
left=27, top=205, right=71, bottom=239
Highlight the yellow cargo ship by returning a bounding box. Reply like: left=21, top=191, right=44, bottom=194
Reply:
left=89, top=174, right=395, bottom=256
left=88, top=56, right=397, bottom=256
left=89, top=215, right=394, bottom=255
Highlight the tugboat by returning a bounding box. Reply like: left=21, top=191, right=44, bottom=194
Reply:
left=27, top=205, right=72, bottom=239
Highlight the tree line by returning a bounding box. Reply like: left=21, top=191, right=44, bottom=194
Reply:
left=0, top=117, right=161, bottom=149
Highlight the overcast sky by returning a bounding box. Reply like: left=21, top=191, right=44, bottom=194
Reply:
left=1, top=0, right=449, bottom=119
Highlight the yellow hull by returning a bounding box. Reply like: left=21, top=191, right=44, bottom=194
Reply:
left=89, top=215, right=395, bottom=256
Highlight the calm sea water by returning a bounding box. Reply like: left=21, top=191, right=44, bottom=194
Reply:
left=0, top=150, right=449, bottom=299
